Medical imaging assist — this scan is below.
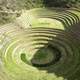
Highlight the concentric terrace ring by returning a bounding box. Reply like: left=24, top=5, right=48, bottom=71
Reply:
left=0, top=24, right=80, bottom=80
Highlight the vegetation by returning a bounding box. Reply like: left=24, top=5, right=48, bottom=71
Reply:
left=43, top=0, right=80, bottom=8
